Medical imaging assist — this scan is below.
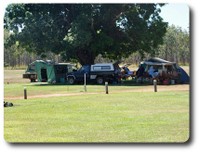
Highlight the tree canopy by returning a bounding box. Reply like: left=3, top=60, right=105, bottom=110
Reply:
left=4, top=4, right=168, bottom=65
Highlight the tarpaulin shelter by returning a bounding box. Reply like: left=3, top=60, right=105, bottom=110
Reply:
left=137, top=57, right=189, bottom=84
left=141, top=57, right=177, bottom=68
left=140, top=58, right=179, bottom=75
left=178, top=67, right=190, bottom=83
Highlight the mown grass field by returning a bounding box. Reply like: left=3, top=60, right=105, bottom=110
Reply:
left=4, top=69, right=190, bottom=143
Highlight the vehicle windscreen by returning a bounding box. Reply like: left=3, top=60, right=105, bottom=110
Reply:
left=27, top=64, right=35, bottom=72
left=79, top=65, right=90, bottom=73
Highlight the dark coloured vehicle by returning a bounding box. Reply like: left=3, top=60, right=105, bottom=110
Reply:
left=66, top=63, right=120, bottom=84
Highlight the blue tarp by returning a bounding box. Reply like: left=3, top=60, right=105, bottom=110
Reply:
left=178, top=67, right=190, bottom=83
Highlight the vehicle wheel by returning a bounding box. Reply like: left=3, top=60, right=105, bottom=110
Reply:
left=68, top=77, right=75, bottom=85
left=30, top=79, right=36, bottom=82
left=96, top=77, right=104, bottom=84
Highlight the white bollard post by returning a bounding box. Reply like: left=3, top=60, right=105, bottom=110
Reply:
left=153, top=80, right=157, bottom=92
left=105, top=82, right=108, bottom=94
left=84, top=73, right=87, bottom=92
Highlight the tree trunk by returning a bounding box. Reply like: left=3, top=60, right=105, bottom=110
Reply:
left=76, top=49, right=95, bottom=65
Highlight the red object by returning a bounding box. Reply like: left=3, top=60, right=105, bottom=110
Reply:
left=163, top=79, right=169, bottom=85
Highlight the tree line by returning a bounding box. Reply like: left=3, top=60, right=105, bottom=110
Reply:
left=156, top=25, right=190, bottom=65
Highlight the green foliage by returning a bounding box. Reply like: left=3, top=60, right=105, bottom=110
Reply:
left=4, top=4, right=168, bottom=65
left=156, top=25, right=190, bottom=64
left=4, top=29, right=25, bottom=67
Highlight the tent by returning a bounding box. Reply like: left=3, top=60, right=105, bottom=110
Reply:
left=33, top=60, right=56, bottom=83
left=178, top=67, right=190, bottom=83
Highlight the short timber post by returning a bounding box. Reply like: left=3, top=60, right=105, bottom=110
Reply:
left=105, top=82, right=108, bottom=94
left=24, top=87, right=27, bottom=99
left=153, top=79, right=157, bottom=92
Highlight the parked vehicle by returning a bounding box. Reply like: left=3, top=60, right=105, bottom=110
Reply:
left=23, top=60, right=76, bottom=83
left=66, top=63, right=120, bottom=84
left=22, top=62, right=37, bottom=82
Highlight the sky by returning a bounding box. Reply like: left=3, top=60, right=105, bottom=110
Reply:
left=159, top=3, right=189, bottom=31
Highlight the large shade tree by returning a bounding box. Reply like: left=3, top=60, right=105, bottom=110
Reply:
left=4, top=4, right=168, bottom=65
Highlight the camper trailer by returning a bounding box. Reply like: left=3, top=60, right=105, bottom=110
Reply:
left=23, top=60, right=75, bottom=83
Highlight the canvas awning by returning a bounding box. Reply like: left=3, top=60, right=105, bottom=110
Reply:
left=141, top=57, right=176, bottom=66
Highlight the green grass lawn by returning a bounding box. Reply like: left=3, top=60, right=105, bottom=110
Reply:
left=4, top=90, right=189, bottom=143
left=4, top=69, right=190, bottom=143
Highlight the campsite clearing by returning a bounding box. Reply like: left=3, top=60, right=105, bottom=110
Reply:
left=4, top=69, right=190, bottom=142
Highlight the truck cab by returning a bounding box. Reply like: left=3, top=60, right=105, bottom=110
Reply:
left=23, top=63, right=37, bottom=82
left=67, top=65, right=90, bottom=84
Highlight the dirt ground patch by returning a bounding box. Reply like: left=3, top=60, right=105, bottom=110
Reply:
left=4, top=70, right=29, bottom=84
left=6, top=84, right=189, bottom=100
left=128, top=84, right=189, bottom=92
